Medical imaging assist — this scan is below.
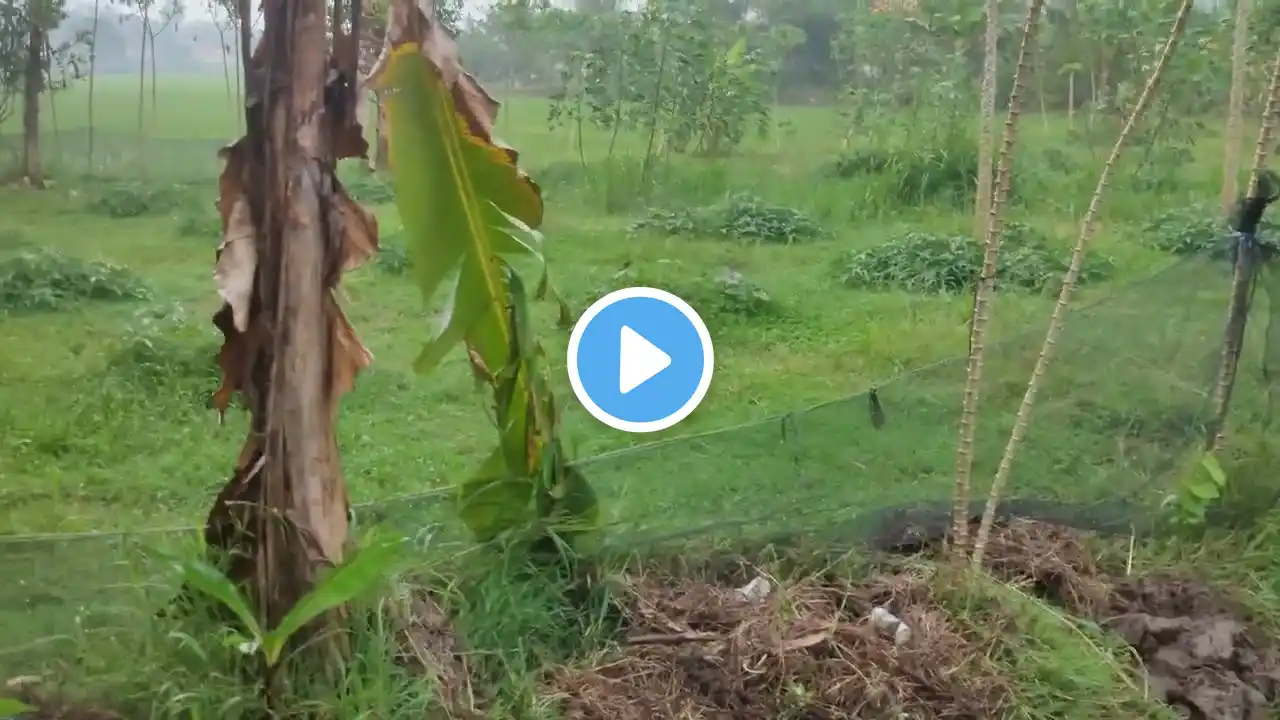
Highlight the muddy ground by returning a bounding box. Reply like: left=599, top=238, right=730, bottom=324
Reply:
left=7, top=521, right=1280, bottom=719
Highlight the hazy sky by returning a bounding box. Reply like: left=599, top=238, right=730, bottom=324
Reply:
left=64, top=0, right=504, bottom=23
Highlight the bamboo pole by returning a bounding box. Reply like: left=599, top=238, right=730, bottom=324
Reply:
left=970, top=0, right=1196, bottom=567
left=1206, top=50, right=1280, bottom=452
left=950, top=0, right=1044, bottom=560
left=1219, top=0, right=1252, bottom=215
left=973, top=0, right=1000, bottom=239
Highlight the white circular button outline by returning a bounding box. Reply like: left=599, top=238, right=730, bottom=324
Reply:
left=567, top=286, right=715, bottom=434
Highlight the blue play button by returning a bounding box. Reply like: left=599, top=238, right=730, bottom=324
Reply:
left=568, top=287, right=715, bottom=433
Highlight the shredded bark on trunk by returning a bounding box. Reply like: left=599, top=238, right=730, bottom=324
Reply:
left=200, top=0, right=377, bottom=662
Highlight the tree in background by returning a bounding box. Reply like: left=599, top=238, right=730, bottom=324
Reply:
left=0, top=0, right=82, bottom=186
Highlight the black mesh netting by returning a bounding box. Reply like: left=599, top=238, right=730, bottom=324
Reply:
left=0, top=240, right=1276, bottom=677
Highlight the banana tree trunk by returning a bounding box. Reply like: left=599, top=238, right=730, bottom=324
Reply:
left=203, top=0, right=376, bottom=661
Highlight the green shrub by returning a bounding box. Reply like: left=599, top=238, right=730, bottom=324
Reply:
left=629, top=193, right=822, bottom=245
left=0, top=250, right=152, bottom=312
left=701, top=267, right=780, bottom=319
left=88, top=182, right=197, bottom=219
left=837, top=222, right=1113, bottom=295
left=1140, top=205, right=1280, bottom=258
left=598, top=263, right=781, bottom=325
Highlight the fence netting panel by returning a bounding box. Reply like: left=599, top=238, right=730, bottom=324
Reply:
left=0, top=254, right=1265, bottom=676
left=0, top=130, right=228, bottom=184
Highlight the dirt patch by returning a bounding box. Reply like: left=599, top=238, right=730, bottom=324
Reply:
left=547, top=567, right=1011, bottom=719
left=981, top=520, right=1280, bottom=720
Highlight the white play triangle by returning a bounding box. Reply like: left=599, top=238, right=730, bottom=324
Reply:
left=618, top=325, right=671, bottom=394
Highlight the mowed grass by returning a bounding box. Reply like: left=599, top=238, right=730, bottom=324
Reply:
left=0, top=73, right=1255, bottom=547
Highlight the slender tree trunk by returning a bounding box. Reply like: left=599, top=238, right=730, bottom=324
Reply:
left=149, top=31, right=159, bottom=127
left=136, top=13, right=149, bottom=176
left=22, top=0, right=44, bottom=187
left=1067, top=72, right=1074, bottom=126
left=973, top=0, right=1000, bottom=239
left=1207, top=50, right=1280, bottom=452
left=233, top=12, right=243, bottom=131
left=1220, top=0, right=1252, bottom=215
left=217, top=23, right=232, bottom=104
left=88, top=0, right=100, bottom=171
left=951, top=0, right=1044, bottom=560
left=46, top=40, right=59, bottom=151
left=970, top=0, right=1196, bottom=567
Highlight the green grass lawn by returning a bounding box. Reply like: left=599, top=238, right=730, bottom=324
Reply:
left=0, top=74, right=1248, bottom=537
left=2, top=74, right=1280, bottom=717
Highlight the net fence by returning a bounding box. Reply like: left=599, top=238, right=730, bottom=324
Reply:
left=4, top=249, right=1273, bottom=676
left=0, top=130, right=230, bottom=184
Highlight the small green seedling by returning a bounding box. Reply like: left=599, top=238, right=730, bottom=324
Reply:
left=1164, top=452, right=1228, bottom=526
left=176, top=535, right=408, bottom=667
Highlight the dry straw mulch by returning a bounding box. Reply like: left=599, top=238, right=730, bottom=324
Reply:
left=547, top=566, right=1011, bottom=720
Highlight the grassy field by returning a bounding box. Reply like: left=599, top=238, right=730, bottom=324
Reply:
left=2, top=74, right=1280, bottom=718
left=0, top=75, right=1253, bottom=534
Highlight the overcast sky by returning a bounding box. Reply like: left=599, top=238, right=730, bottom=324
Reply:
left=64, top=0, right=507, bottom=23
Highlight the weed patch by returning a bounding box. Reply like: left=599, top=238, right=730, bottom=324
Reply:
left=0, top=250, right=151, bottom=312
left=1140, top=205, right=1280, bottom=258
left=629, top=193, right=822, bottom=245
left=377, top=231, right=410, bottom=275
left=174, top=207, right=221, bottom=240
left=100, top=303, right=220, bottom=402
left=343, top=174, right=396, bottom=205
left=599, top=263, right=783, bottom=328
left=837, top=223, right=1113, bottom=295
left=86, top=182, right=201, bottom=219
left=829, top=138, right=1009, bottom=208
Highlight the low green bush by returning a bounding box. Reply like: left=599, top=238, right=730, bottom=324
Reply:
left=836, top=222, right=1113, bottom=295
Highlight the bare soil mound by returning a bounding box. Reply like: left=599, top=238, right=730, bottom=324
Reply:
left=982, top=520, right=1280, bottom=720
left=548, top=568, right=1011, bottom=720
